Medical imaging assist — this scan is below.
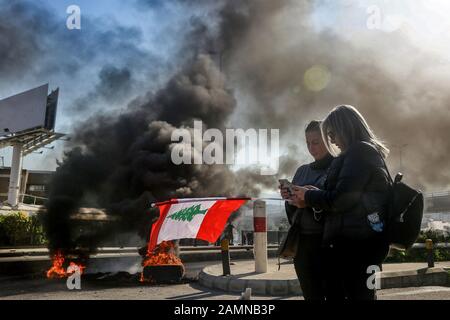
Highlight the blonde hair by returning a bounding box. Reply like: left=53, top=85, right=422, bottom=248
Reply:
left=321, top=105, right=389, bottom=158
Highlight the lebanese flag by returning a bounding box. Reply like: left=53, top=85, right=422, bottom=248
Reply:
left=148, top=198, right=249, bottom=251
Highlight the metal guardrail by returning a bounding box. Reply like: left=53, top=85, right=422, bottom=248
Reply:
left=0, top=243, right=446, bottom=257
left=0, top=242, right=447, bottom=270
left=411, top=243, right=450, bottom=249
left=426, top=191, right=450, bottom=198
left=0, top=245, right=280, bottom=255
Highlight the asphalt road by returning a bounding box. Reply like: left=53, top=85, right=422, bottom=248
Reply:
left=1, top=260, right=450, bottom=300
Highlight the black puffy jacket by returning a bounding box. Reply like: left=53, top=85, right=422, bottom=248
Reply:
left=304, top=141, right=391, bottom=244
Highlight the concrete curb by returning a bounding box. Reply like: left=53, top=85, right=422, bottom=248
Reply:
left=198, top=267, right=302, bottom=296
left=380, top=267, right=449, bottom=289
left=199, top=264, right=450, bottom=297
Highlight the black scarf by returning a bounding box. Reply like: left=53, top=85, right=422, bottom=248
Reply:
left=309, top=153, right=334, bottom=170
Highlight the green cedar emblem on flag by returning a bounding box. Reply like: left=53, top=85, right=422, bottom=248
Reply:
left=167, top=204, right=207, bottom=222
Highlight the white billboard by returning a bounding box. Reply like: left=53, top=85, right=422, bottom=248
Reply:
left=0, top=84, right=49, bottom=136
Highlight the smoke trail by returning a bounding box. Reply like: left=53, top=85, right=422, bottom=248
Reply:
left=37, top=0, right=450, bottom=254
left=210, top=0, right=450, bottom=190
left=44, top=53, right=275, bottom=253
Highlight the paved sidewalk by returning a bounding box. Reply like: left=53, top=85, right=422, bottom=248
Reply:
left=199, top=259, right=450, bottom=296
left=382, top=261, right=450, bottom=271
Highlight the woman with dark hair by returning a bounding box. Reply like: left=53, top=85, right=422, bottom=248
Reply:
left=291, top=105, right=391, bottom=300
left=279, top=120, right=333, bottom=301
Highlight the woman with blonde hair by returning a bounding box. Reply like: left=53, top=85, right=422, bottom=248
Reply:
left=291, top=105, right=391, bottom=300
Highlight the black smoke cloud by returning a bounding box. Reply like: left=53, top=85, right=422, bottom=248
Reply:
left=9, top=0, right=450, bottom=254
left=135, top=0, right=450, bottom=190
left=0, top=1, right=49, bottom=78
left=69, top=65, right=135, bottom=115
left=207, top=0, right=450, bottom=189
left=0, top=1, right=145, bottom=77
left=0, top=0, right=161, bottom=120
left=44, top=54, right=275, bottom=253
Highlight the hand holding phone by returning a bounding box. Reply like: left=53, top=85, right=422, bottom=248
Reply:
left=279, top=179, right=294, bottom=198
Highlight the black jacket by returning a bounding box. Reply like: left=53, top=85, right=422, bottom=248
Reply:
left=305, top=141, right=390, bottom=244
left=285, top=154, right=333, bottom=234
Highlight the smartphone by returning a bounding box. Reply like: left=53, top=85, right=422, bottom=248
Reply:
left=278, top=179, right=294, bottom=196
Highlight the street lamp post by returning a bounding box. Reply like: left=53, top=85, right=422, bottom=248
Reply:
left=7, top=143, right=24, bottom=208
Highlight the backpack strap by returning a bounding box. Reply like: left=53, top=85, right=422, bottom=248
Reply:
left=379, top=153, right=394, bottom=184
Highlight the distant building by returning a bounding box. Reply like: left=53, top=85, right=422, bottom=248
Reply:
left=0, top=167, right=53, bottom=205
left=424, top=220, right=450, bottom=237
left=425, top=191, right=450, bottom=213
left=422, top=191, right=450, bottom=229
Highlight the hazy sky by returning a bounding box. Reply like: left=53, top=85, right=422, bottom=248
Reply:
left=0, top=0, right=193, bottom=170
left=1, top=0, right=450, bottom=181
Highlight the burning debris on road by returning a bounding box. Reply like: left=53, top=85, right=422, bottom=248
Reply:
left=45, top=240, right=190, bottom=285
left=46, top=250, right=86, bottom=279
left=140, top=241, right=185, bottom=284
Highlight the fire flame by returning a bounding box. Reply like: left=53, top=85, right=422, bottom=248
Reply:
left=142, top=241, right=183, bottom=266
left=140, top=241, right=184, bottom=282
left=46, top=250, right=86, bottom=278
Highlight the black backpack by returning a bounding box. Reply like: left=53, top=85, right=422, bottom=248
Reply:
left=382, top=160, right=424, bottom=250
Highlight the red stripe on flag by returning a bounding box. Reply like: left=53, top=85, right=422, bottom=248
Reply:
left=196, top=199, right=247, bottom=243
left=147, top=204, right=171, bottom=252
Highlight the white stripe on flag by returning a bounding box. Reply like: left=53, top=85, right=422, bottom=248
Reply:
left=156, top=200, right=217, bottom=244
